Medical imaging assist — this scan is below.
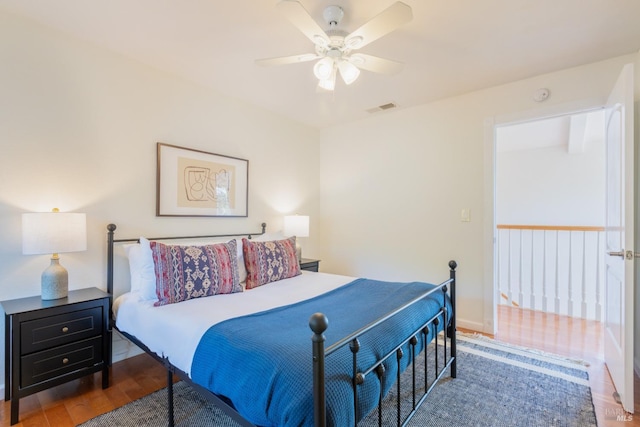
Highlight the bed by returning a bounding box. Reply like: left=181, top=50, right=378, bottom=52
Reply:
left=106, top=223, right=457, bottom=427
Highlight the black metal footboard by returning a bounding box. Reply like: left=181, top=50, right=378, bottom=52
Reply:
left=310, top=260, right=457, bottom=427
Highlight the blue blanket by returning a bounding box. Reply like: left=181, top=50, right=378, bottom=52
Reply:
left=191, top=278, right=451, bottom=427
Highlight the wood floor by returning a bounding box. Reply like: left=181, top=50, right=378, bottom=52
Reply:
left=0, top=306, right=637, bottom=426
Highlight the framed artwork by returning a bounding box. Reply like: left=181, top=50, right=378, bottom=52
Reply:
left=156, top=143, right=248, bottom=217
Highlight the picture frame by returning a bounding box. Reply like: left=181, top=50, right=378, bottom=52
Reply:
left=156, top=143, right=248, bottom=217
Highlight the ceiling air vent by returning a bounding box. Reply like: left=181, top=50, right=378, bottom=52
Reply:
left=366, top=102, right=398, bottom=114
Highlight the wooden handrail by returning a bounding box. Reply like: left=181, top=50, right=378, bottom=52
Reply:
left=497, top=224, right=604, bottom=232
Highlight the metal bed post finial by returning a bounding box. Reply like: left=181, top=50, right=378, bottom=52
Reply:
left=448, top=259, right=457, bottom=378
left=107, top=224, right=116, bottom=296
left=310, top=313, right=328, bottom=427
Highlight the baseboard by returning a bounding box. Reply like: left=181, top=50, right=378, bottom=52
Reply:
left=112, top=330, right=144, bottom=363
left=113, top=343, right=144, bottom=363
left=457, top=318, right=486, bottom=333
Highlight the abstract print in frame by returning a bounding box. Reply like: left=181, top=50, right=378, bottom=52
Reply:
left=156, top=143, right=248, bottom=217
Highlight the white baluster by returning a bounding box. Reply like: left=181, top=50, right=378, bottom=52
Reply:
left=595, top=231, right=602, bottom=321
left=568, top=231, right=573, bottom=317
left=530, top=229, right=535, bottom=311
left=581, top=231, right=587, bottom=319
left=508, top=229, right=512, bottom=304
left=542, top=230, right=548, bottom=312
left=554, top=230, right=560, bottom=315
left=497, top=229, right=501, bottom=304
left=518, top=229, right=524, bottom=307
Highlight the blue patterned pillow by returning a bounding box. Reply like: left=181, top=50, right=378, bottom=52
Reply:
left=242, top=237, right=300, bottom=289
left=151, top=240, right=241, bottom=306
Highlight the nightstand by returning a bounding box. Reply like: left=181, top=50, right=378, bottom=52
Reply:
left=1, top=288, right=111, bottom=425
left=300, top=258, right=320, bottom=272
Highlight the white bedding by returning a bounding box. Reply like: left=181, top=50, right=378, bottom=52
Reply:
left=114, top=271, right=355, bottom=376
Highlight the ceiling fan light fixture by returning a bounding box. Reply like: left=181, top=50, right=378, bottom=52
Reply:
left=318, top=64, right=337, bottom=91
left=313, top=57, right=334, bottom=80
left=318, top=75, right=336, bottom=91
left=337, top=60, right=360, bottom=85
left=260, top=1, right=413, bottom=91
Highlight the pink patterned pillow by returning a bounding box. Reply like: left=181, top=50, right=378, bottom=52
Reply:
left=150, top=240, right=241, bottom=306
left=242, top=237, right=301, bottom=289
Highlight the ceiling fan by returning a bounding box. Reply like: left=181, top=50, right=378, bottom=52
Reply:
left=256, top=1, right=413, bottom=91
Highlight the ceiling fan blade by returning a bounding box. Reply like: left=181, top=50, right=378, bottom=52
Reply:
left=277, top=0, right=330, bottom=47
left=344, top=2, right=412, bottom=49
left=349, top=54, right=404, bottom=75
left=255, top=53, right=319, bottom=67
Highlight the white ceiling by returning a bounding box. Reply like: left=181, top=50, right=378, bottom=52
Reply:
left=2, top=0, right=639, bottom=129
left=496, top=110, right=605, bottom=153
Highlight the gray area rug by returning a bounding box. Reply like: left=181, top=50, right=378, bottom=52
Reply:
left=80, top=334, right=596, bottom=426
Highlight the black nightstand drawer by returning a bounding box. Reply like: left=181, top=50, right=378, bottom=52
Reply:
left=300, top=258, right=320, bottom=272
left=20, top=307, right=103, bottom=355
left=21, top=336, right=103, bottom=388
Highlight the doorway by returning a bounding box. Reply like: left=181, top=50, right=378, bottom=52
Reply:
left=494, top=110, right=606, bottom=323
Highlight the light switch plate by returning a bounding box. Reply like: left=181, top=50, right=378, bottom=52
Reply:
left=461, top=208, right=470, bottom=222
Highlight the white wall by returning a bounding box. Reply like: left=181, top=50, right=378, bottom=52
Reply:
left=319, top=53, right=640, bottom=338
left=496, top=134, right=605, bottom=226
left=0, top=11, right=320, bottom=387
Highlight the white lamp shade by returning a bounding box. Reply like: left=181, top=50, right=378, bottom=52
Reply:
left=338, top=60, right=360, bottom=85
left=317, top=75, right=336, bottom=91
left=284, top=215, right=309, bottom=237
left=313, top=57, right=334, bottom=80
left=22, top=212, right=87, bottom=255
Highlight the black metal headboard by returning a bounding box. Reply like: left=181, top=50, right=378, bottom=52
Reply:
left=105, top=222, right=267, bottom=296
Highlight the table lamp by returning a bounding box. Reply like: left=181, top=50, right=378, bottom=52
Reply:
left=284, top=215, right=309, bottom=262
left=22, top=209, right=87, bottom=300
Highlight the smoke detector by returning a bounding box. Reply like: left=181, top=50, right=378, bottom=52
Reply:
left=533, top=88, right=550, bottom=102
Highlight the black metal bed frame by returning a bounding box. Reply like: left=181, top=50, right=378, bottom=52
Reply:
left=106, top=223, right=457, bottom=427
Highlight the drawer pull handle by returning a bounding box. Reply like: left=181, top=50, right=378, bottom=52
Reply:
left=62, top=327, right=69, bottom=333
left=62, top=358, right=69, bottom=364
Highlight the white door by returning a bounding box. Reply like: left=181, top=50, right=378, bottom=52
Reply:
left=604, top=63, right=634, bottom=413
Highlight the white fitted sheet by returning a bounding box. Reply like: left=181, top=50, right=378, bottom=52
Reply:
left=113, top=271, right=355, bottom=376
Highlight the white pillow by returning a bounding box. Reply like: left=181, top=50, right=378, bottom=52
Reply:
left=235, top=239, right=247, bottom=284
left=127, top=237, right=157, bottom=301
left=123, top=243, right=143, bottom=293
left=138, top=237, right=161, bottom=300
left=219, top=237, right=248, bottom=289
